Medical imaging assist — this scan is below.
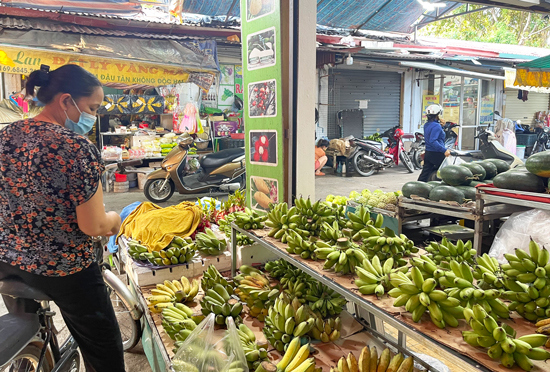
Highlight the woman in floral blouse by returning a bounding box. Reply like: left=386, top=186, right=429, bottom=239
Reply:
left=0, top=64, right=125, bottom=371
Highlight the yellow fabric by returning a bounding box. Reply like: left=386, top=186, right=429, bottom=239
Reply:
left=117, top=201, right=202, bottom=251
left=515, top=69, right=550, bottom=88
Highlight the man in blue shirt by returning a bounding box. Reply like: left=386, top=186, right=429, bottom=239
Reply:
left=418, top=104, right=451, bottom=182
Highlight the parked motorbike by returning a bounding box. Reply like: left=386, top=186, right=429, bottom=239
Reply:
left=443, top=121, right=459, bottom=149
left=351, top=126, right=415, bottom=177
left=144, top=136, right=246, bottom=203
left=531, top=126, right=550, bottom=155
left=409, top=131, right=425, bottom=169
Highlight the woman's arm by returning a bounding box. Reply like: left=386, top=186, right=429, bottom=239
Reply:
left=76, top=180, right=121, bottom=236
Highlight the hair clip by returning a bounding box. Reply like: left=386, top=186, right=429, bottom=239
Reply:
left=40, top=64, right=50, bottom=73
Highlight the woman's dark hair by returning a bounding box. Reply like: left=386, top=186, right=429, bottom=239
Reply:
left=317, top=139, right=330, bottom=148
left=26, top=64, right=102, bottom=104
left=427, top=114, right=440, bottom=122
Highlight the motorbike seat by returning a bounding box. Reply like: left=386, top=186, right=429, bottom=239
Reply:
left=402, top=134, right=414, bottom=139
left=357, top=139, right=383, bottom=147
left=0, top=278, right=52, bottom=301
left=0, top=313, right=41, bottom=367
left=200, top=148, right=245, bottom=170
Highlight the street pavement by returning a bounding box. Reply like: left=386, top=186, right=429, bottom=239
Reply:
left=0, top=163, right=419, bottom=371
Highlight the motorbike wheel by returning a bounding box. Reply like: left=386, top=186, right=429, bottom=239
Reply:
left=0, top=344, right=53, bottom=372
left=144, top=179, right=175, bottom=203
left=400, top=152, right=415, bottom=173
left=353, top=150, right=376, bottom=177
left=411, top=150, right=423, bottom=169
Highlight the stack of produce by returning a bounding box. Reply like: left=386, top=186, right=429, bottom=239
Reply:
left=315, top=234, right=365, bottom=274
left=358, top=215, right=417, bottom=264
left=263, top=294, right=315, bottom=352
left=199, top=265, right=243, bottom=325
left=234, top=265, right=279, bottom=321
left=286, top=230, right=332, bottom=260
left=345, top=205, right=373, bottom=239
left=435, top=261, right=509, bottom=320
left=325, top=194, right=349, bottom=206
left=305, top=281, right=347, bottom=319
left=424, top=238, right=476, bottom=269
left=330, top=346, right=414, bottom=372
left=274, top=336, right=316, bottom=372
left=160, top=303, right=196, bottom=342
left=218, top=214, right=254, bottom=246
left=218, top=207, right=266, bottom=246
left=160, top=141, right=177, bottom=157
left=235, top=323, right=269, bottom=370
left=388, top=267, right=465, bottom=328
left=493, top=152, right=550, bottom=193
left=309, top=313, right=342, bottom=343
left=462, top=304, right=549, bottom=371
left=195, top=228, right=227, bottom=256
left=349, top=188, right=400, bottom=212
left=127, top=236, right=196, bottom=267
left=147, top=277, right=200, bottom=312
left=355, top=256, right=408, bottom=297
left=500, top=240, right=550, bottom=322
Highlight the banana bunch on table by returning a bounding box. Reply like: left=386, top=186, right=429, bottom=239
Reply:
left=275, top=337, right=317, bottom=372
left=234, top=265, right=279, bottom=321
left=355, top=256, right=408, bottom=297
left=424, top=238, right=476, bottom=269
left=196, top=228, right=227, bottom=256
left=199, top=282, right=243, bottom=326
left=161, top=304, right=196, bottom=342
left=331, top=346, right=414, bottom=372
left=235, top=323, right=269, bottom=370
left=147, top=277, right=200, bottom=313
left=462, top=304, right=550, bottom=371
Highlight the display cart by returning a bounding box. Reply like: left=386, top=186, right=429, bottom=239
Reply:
left=229, top=223, right=548, bottom=372
left=477, top=186, right=550, bottom=212
left=397, top=197, right=529, bottom=254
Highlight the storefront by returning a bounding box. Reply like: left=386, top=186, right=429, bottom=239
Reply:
left=401, top=62, right=505, bottom=150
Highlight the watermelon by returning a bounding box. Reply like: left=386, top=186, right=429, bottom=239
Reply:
left=470, top=180, right=485, bottom=187
left=429, top=186, right=465, bottom=204
left=526, top=151, right=550, bottom=178
left=477, top=161, right=498, bottom=179
left=402, top=181, right=434, bottom=198
left=460, top=163, right=486, bottom=181
left=493, top=171, right=546, bottom=193
left=440, top=165, right=474, bottom=186
left=455, top=186, right=476, bottom=201
left=485, top=159, right=511, bottom=174
left=428, top=181, right=444, bottom=186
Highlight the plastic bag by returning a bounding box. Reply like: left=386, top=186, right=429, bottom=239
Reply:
left=489, top=209, right=550, bottom=264
left=411, top=352, right=451, bottom=372
left=172, top=314, right=248, bottom=372
left=436, top=155, right=466, bottom=178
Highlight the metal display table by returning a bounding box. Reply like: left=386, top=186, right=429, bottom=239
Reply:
left=477, top=186, right=550, bottom=211
left=230, top=223, right=493, bottom=372
left=398, top=197, right=528, bottom=254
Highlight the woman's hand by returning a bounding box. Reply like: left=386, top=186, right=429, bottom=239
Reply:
left=445, top=149, right=451, bottom=157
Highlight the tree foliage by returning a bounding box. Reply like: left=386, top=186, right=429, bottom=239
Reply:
left=419, top=5, right=550, bottom=48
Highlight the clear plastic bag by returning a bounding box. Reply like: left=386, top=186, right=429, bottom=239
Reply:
left=172, top=314, right=249, bottom=372
left=412, top=352, right=451, bottom=372
left=489, top=209, right=550, bottom=264
left=436, top=155, right=466, bottom=179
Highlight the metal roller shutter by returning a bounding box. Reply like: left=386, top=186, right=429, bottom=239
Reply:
left=328, top=70, right=401, bottom=139
left=504, top=88, right=549, bottom=125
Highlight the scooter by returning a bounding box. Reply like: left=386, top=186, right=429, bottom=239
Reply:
left=532, top=126, right=550, bottom=155
left=409, top=131, right=425, bottom=169
left=350, top=126, right=415, bottom=177
left=475, top=127, right=524, bottom=167
left=443, top=121, right=459, bottom=149
left=144, top=136, right=246, bottom=203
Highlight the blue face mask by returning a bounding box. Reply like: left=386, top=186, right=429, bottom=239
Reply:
left=64, top=97, right=96, bottom=135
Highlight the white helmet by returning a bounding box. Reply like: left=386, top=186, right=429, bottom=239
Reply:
left=426, top=104, right=443, bottom=116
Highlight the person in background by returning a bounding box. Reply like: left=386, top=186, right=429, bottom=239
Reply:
left=0, top=64, right=125, bottom=371
left=418, top=104, right=451, bottom=182
left=315, top=139, right=329, bottom=176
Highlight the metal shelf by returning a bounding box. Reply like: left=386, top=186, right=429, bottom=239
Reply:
left=477, top=186, right=550, bottom=211
left=230, top=223, right=489, bottom=372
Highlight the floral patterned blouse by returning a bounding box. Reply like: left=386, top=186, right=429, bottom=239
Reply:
left=0, top=119, right=104, bottom=276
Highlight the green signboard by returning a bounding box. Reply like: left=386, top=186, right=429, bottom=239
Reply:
left=241, top=0, right=284, bottom=211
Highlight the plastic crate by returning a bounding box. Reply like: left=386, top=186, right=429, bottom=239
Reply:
left=516, top=134, right=538, bottom=147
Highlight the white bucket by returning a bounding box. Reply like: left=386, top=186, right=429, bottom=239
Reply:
left=138, top=173, right=148, bottom=190
left=516, top=145, right=526, bottom=159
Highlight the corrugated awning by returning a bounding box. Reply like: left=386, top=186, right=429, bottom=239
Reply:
left=400, top=61, right=505, bottom=80
left=517, top=54, right=550, bottom=70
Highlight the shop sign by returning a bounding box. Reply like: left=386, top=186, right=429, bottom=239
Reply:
left=480, top=95, right=495, bottom=124
left=0, top=46, right=215, bottom=88
left=241, top=0, right=283, bottom=211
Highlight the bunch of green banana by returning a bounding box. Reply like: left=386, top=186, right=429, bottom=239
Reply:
left=147, top=277, right=200, bottom=313
left=275, top=337, right=316, bottom=372
left=309, top=314, right=341, bottom=343
left=435, top=260, right=509, bottom=320
left=160, top=303, right=196, bottom=341
left=232, top=208, right=267, bottom=230
left=195, top=228, right=227, bottom=256
left=330, top=346, right=414, bottom=372
left=264, top=260, right=314, bottom=287
left=345, top=205, right=374, bottom=238
left=263, top=294, right=315, bottom=352
left=201, top=265, right=233, bottom=292
left=319, top=220, right=347, bottom=245
left=305, top=281, right=346, bottom=318
left=295, top=196, right=347, bottom=231
left=315, top=236, right=366, bottom=275
left=424, top=238, right=476, bottom=269
left=286, top=230, right=332, bottom=260
left=199, top=281, right=243, bottom=325
left=501, top=240, right=550, bottom=322
left=128, top=237, right=197, bottom=266
left=355, top=256, right=408, bottom=297
left=474, top=253, right=506, bottom=290
left=218, top=215, right=254, bottom=246
left=359, top=223, right=417, bottom=263
left=388, top=267, right=465, bottom=328
left=409, top=255, right=439, bottom=279
left=234, top=265, right=279, bottom=321
left=462, top=304, right=550, bottom=371
left=234, top=323, right=269, bottom=370
left=266, top=203, right=302, bottom=243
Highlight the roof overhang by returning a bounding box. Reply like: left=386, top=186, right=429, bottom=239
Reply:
left=400, top=61, right=505, bottom=80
